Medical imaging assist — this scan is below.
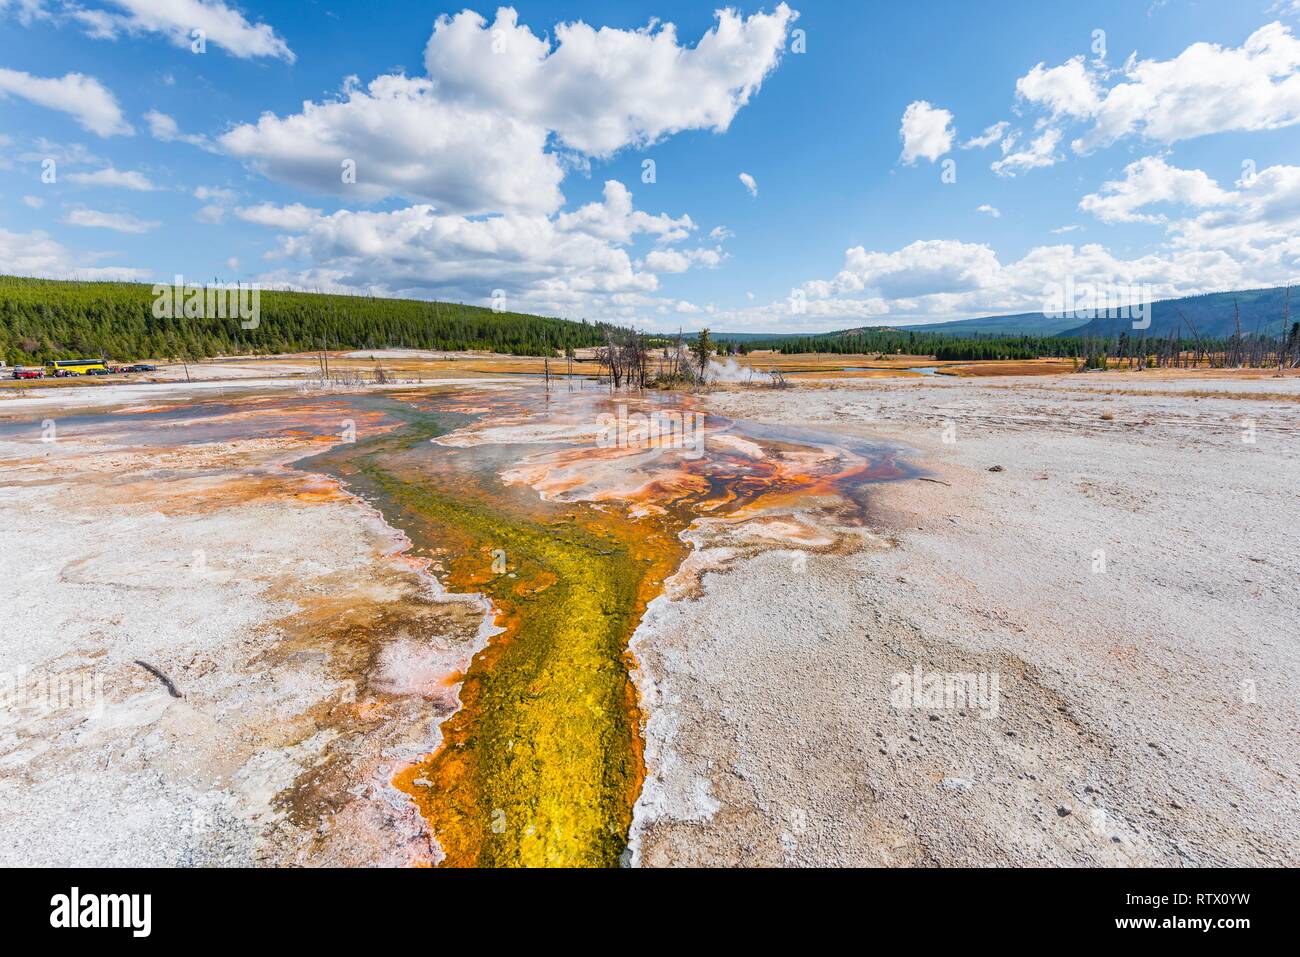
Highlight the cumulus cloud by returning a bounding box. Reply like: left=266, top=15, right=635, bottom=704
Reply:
left=710, top=234, right=1287, bottom=331
left=144, top=109, right=213, bottom=149
left=194, top=185, right=235, bottom=203
left=1079, top=156, right=1235, bottom=223
left=976, top=204, right=1001, bottom=218
left=705, top=156, right=1300, bottom=331
left=0, top=225, right=148, bottom=280
left=554, top=180, right=695, bottom=244
left=64, top=208, right=160, bottom=233
left=814, top=239, right=1000, bottom=300
left=235, top=202, right=322, bottom=230
left=0, top=68, right=131, bottom=136
left=143, top=109, right=180, bottom=140
left=67, top=0, right=294, bottom=61
left=739, top=172, right=758, bottom=197
left=643, top=246, right=724, bottom=273
left=899, top=100, right=955, bottom=164
left=1014, top=22, right=1300, bottom=155
left=961, top=120, right=1009, bottom=149
left=422, top=5, right=798, bottom=156
left=0, top=0, right=50, bottom=25
left=220, top=7, right=794, bottom=217
left=991, top=127, right=1062, bottom=177
left=238, top=180, right=719, bottom=320
left=1015, top=57, right=1102, bottom=120
left=254, top=202, right=659, bottom=311
left=65, top=165, right=157, bottom=190
left=220, top=74, right=564, bottom=215
left=1167, top=162, right=1300, bottom=254
left=202, top=9, right=802, bottom=326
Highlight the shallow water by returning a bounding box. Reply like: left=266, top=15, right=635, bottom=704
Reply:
left=298, top=387, right=913, bottom=866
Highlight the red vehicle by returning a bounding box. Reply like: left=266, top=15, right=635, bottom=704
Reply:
left=12, top=367, right=45, bottom=380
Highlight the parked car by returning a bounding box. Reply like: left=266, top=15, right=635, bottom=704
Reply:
left=12, top=367, right=44, bottom=379
left=85, top=367, right=110, bottom=375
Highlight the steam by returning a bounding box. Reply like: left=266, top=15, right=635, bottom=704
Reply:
left=707, top=357, right=775, bottom=384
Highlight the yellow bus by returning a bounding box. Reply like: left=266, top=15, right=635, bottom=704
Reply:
left=46, top=359, right=108, bottom=376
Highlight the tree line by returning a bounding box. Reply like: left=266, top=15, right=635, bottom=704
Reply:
left=750, top=319, right=1300, bottom=368
left=0, top=276, right=615, bottom=365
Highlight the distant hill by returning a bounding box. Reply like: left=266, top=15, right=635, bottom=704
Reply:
left=901, top=286, right=1295, bottom=340
left=899, top=312, right=1084, bottom=336
left=1060, top=287, right=1292, bottom=340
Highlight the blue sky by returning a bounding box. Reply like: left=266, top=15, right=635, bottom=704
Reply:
left=3, top=0, right=1300, bottom=331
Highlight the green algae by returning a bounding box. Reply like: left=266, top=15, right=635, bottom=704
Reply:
left=302, top=399, right=680, bottom=867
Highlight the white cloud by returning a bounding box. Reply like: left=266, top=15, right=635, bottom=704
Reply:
left=1015, top=22, right=1300, bottom=154
left=554, top=180, right=695, bottom=244
left=1079, top=156, right=1235, bottom=224
left=219, top=6, right=794, bottom=216
left=66, top=165, right=157, bottom=190
left=144, top=109, right=179, bottom=139
left=976, top=204, right=1001, bottom=218
left=190, top=184, right=236, bottom=223
left=422, top=5, right=798, bottom=156
left=220, top=74, right=564, bottom=215
left=235, top=202, right=322, bottom=230
left=16, top=138, right=103, bottom=167
left=0, top=0, right=50, bottom=25
left=899, top=100, right=955, bottom=164
left=144, top=109, right=213, bottom=149
left=257, top=202, right=659, bottom=308
left=643, top=246, right=723, bottom=273
left=22, top=195, right=44, bottom=209
left=739, top=172, right=758, bottom=197
left=1015, top=57, right=1102, bottom=119
left=961, top=120, right=1009, bottom=149
left=712, top=165, right=1300, bottom=330
left=194, top=205, right=226, bottom=224
left=1169, top=163, right=1300, bottom=255
left=0, top=225, right=148, bottom=280
left=240, top=180, right=720, bottom=321
left=991, top=127, right=1062, bottom=177
left=815, top=239, right=1000, bottom=300
left=194, top=185, right=236, bottom=203
left=68, top=0, right=294, bottom=62
left=64, top=208, right=160, bottom=233
left=0, top=68, right=131, bottom=136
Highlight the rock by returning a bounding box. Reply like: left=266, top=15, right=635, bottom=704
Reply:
left=940, top=776, right=972, bottom=793
left=988, top=465, right=1005, bottom=472
left=1057, top=805, right=1072, bottom=817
